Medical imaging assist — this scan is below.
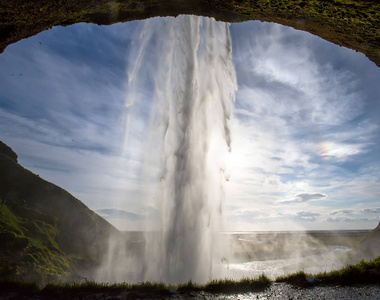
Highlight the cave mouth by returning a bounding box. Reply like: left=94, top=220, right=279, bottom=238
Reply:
left=0, top=16, right=379, bottom=282
left=1, top=16, right=379, bottom=233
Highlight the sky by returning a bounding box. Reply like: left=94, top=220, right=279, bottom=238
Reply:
left=0, top=17, right=379, bottom=232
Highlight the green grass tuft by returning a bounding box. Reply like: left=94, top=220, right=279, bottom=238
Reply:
left=204, top=274, right=271, bottom=293
left=314, top=258, right=380, bottom=285
left=275, top=256, right=380, bottom=286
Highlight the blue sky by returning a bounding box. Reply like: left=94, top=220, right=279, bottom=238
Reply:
left=0, top=17, right=379, bottom=231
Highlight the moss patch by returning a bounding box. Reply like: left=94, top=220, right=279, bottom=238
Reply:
left=0, top=200, right=74, bottom=284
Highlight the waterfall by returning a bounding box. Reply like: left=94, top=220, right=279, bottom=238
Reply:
left=125, top=15, right=237, bottom=284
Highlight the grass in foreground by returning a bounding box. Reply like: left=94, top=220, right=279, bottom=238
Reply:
left=0, top=276, right=270, bottom=297
left=276, top=256, right=380, bottom=287
left=40, top=275, right=270, bottom=294
left=1, top=256, right=379, bottom=296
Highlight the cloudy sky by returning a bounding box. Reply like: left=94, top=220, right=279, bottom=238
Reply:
left=0, top=17, right=379, bottom=231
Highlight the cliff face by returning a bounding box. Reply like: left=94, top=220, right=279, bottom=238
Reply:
left=0, top=142, right=17, bottom=163
left=363, top=222, right=380, bottom=259
left=0, top=141, right=119, bottom=283
left=0, top=0, right=379, bottom=68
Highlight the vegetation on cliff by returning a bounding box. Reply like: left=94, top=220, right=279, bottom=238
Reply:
left=0, top=141, right=118, bottom=284
left=0, top=199, right=74, bottom=283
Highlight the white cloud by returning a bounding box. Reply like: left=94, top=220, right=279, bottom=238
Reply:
left=325, top=207, right=380, bottom=224
left=327, top=216, right=380, bottom=223
left=228, top=210, right=321, bottom=223
left=329, top=209, right=354, bottom=216
left=96, top=208, right=144, bottom=220
left=322, top=141, right=366, bottom=161
left=362, top=208, right=380, bottom=214
left=281, top=193, right=327, bottom=204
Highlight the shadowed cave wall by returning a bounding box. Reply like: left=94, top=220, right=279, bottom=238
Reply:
left=0, top=0, right=379, bottom=67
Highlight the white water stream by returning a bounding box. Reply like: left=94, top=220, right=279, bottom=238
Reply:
left=124, top=15, right=237, bottom=284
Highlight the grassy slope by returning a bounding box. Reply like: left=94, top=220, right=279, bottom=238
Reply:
left=0, top=199, right=74, bottom=283
left=0, top=0, right=379, bottom=67
left=0, top=143, right=119, bottom=283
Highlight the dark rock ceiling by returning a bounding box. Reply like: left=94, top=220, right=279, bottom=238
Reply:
left=0, top=0, right=379, bottom=67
